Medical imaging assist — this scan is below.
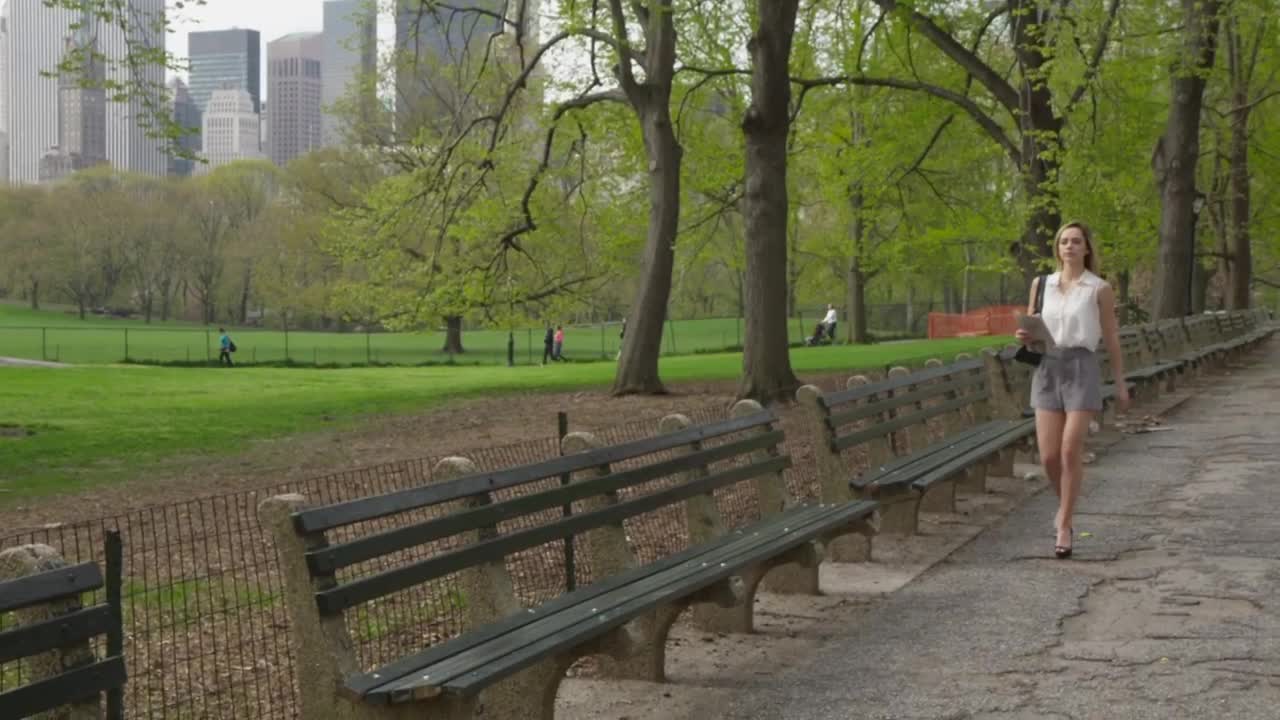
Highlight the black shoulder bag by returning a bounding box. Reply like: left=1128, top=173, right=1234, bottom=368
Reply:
left=1014, top=275, right=1046, bottom=366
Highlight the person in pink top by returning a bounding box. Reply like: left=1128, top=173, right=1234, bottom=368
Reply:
left=553, top=325, right=565, bottom=360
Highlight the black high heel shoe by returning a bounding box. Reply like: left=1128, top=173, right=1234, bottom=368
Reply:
left=1054, top=527, right=1073, bottom=559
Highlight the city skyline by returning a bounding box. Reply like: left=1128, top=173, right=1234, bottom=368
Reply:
left=2, top=0, right=167, bottom=184
left=0, top=1, right=536, bottom=182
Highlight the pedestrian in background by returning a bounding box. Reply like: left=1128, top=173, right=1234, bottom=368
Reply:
left=218, top=328, right=235, bottom=367
left=553, top=325, right=565, bottom=361
left=542, top=326, right=555, bottom=365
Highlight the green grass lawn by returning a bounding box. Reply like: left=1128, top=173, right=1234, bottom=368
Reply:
left=0, top=336, right=1006, bottom=503
left=0, top=302, right=912, bottom=366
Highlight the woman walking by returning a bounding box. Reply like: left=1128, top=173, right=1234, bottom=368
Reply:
left=1016, top=221, right=1129, bottom=559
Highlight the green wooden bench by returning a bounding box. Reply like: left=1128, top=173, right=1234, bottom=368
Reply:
left=798, top=351, right=1034, bottom=538
left=261, top=404, right=878, bottom=720
left=0, top=531, right=125, bottom=720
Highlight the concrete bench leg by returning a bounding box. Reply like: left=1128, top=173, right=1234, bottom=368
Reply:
left=918, top=479, right=957, bottom=513
left=987, top=448, right=1016, bottom=479
left=692, top=543, right=819, bottom=634
left=957, top=463, right=988, bottom=495
left=877, top=494, right=921, bottom=534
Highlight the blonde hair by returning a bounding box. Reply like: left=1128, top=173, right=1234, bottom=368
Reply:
left=1053, top=221, right=1099, bottom=274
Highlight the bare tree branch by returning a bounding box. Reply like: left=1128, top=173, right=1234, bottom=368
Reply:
left=869, top=0, right=1020, bottom=113
left=1064, top=0, right=1122, bottom=115
left=796, top=75, right=1020, bottom=163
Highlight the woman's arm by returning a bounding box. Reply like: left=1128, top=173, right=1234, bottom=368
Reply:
left=1098, top=283, right=1130, bottom=412
left=1098, top=283, right=1124, bottom=383
left=1014, top=277, right=1041, bottom=346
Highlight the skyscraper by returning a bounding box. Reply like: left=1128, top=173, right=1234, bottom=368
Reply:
left=188, top=28, right=260, bottom=115
left=394, top=0, right=504, bottom=139
left=266, top=31, right=323, bottom=166
left=321, top=0, right=375, bottom=146
left=39, top=24, right=108, bottom=183
left=0, top=3, right=8, bottom=184
left=199, top=87, right=262, bottom=172
left=1, top=0, right=166, bottom=183
left=167, top=77, right=200, bottom=176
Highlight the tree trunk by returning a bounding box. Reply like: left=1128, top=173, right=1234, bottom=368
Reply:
left=442, top=315, right=465, bottom=354
left=77, top=299, right=86, bottom=320
left=905, top=283, right=915, bottom=333
left=1016, top=149, right=1063, bottom=277
left=1226, top=96, right=1251, bottom=309
left=846, top=182, right=869, bottom=344
left=239, top=266, right=252, bottom=324
left=738, top=0, right=801, bottom=404
left=29, top=279, right=39, bottom=310
left=847, top=259, right=869, bottom=344
left=1151, top=0, right=1222, bottom=319
left=1192, top=260, right=1210, bottom=313
left=1010, top=0, right=1065, bottom=277
left=786, top=203, right=800, bottom=317
left=612, top=100, right=681, bottom=395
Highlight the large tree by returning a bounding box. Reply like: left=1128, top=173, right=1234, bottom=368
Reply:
left=738, top=0, right=803, bottom=402
left=1150, top=0, right=1223, bottom=318
left=822, top=0, right=1122, bottom=277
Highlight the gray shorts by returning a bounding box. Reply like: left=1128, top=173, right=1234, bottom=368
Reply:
left=1031, top=347, right=1102, bottom=413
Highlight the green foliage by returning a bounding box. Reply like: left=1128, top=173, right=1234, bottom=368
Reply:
left=7, top=0, right=1280, bottom=346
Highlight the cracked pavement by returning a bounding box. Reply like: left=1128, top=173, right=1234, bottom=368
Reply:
left=711, top=340, right=1280, bottom=720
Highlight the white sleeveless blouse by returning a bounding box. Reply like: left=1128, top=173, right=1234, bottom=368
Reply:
left=1041, top=271, right=1104, bottom=351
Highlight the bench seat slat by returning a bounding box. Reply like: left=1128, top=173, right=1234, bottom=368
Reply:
left=314, top=455, right=792, bottom=615
left=295, top=410, right=778, bottom=534
left=364, top=506, right=835, bottom=701
left=909, top=421, right=1036, bottom=493
left=0, top=605, right=114, bottom=665
left=307, top=430, right=785, bottom=575
left=342, top=506, right=828, bottom=700
left=825, top=372, right=986, bottom=428
left=850, top=421, right=1008, bottom=491
left=857, top=420, right=1022, bottom=493
left=0, top=656, right=126, bottom=720
left=366, top=501, right=877, bottom=702
left=0, top=562, right=103, bottom=614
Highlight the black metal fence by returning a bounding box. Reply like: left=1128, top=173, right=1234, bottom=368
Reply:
left=0, top=402, right=831, bottom=719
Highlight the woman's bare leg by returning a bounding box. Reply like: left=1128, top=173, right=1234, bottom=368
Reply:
left=1036, top=410, right=1067, bottom=499
left=1056, top=411, right=1095, bottom=546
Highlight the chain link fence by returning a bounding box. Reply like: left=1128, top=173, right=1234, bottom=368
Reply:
left=0, top=303, right=943, bottom=367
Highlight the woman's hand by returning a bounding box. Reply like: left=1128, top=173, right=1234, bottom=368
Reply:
left=1114, top=383, right=1131, bottom=415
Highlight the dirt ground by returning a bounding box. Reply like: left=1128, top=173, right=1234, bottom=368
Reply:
left=0, top=371, right=857, bottom=533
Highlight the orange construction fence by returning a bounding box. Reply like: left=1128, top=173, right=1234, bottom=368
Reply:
left=927, top=304, right=1024, bottom=339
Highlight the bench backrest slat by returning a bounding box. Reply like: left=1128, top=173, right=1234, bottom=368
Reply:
left=0, top=605, right=114, bottom=665
left=312, top=454, right=792, bottom=614
left=832, top=393, right=976, bottom=452
left=0, top=655, right=126, bottom=720
left=826, top=372, right=986, bottom=428
left=305, top=430, right=785, bottom=575
left=294, top=411, right=777, bottom=534
left=0, top=561, right=102, bottom=614
left=819, top=358, right=984, bottom=409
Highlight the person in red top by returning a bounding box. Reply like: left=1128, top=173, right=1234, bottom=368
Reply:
left=553, top=325, right=565, bottom=360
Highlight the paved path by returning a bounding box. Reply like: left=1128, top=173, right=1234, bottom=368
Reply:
left=714, top=340, right=1280, bottom=719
